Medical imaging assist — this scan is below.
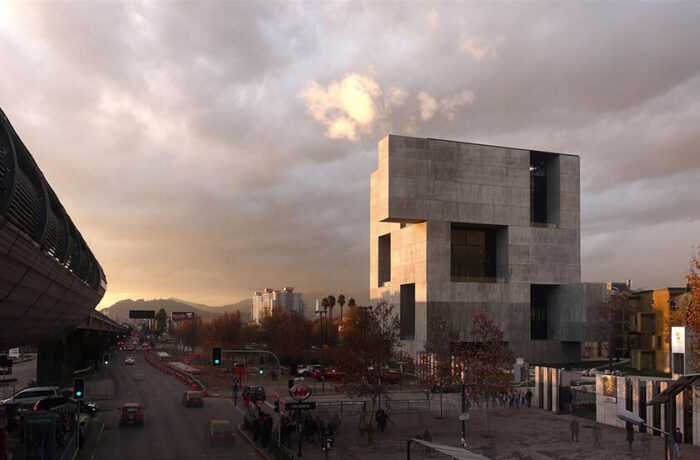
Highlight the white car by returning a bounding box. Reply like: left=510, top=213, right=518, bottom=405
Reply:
left=1, top=386, right=60, bottom=407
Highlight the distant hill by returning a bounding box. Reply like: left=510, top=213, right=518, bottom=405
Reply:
left=101, top=298, right=251, bottom=323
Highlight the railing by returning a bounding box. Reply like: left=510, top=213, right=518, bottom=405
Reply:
left=315, top=398, right=430, bottom=415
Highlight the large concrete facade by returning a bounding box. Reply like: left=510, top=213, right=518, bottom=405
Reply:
left=369, top=135, right=603, bottom=363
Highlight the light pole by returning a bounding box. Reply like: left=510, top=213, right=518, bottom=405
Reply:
left=315, top=300, right=327, bottom=393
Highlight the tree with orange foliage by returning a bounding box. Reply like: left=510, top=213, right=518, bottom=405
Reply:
left=258, top=306, right=312, bottom=361
left=457, top=310, right=515, bottom=436
left=335, top=301, right=409, bottom=429
left=417, top=316, right=460, bottom=418
left=173, top=314, right=204, bottom=352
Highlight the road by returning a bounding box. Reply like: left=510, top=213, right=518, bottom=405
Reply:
left=95, top=352, right=262, bottom=460
left=0, top=357, right=36, bottom=399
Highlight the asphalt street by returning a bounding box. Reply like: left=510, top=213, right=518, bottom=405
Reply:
left=94, top=352, right=262, bottom=460
left=0, top=357, right=36, bottom=399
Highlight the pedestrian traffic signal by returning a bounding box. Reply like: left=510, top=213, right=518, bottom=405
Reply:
left=103, top=353, right=109, bottom=366
left=259, top=366, right=264, bottom=375
left=73, top=377, right=85, bottom=400
left=212, top=347, right=222, bottom=367
left=274, top=400, right=280, bottom=413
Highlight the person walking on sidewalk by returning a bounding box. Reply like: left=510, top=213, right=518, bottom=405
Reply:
left=626, top=425, right=635, bottom=452
left=569, top=417, right=579, bottom=442
left=593, top=422, right=602, bottom=448
left=525, top=389, right=533, bottom=408
left=673, top=427, right=683, bottom=458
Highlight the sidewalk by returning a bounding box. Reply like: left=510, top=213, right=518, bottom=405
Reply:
left=244, top=397, right=700, bottom=459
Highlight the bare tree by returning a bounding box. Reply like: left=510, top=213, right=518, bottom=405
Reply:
left=458, top=310, right=515, bottom=436
left=592, top=289, right=632, bottom=370
left=417, top=316, right=459, bottom=418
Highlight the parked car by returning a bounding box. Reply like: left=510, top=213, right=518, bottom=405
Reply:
left=182, top=391, right=204, bottom=408
left=33, top=396, right=71, bottom=412
left=322, top=368, right=346, bottom=381
left=241, top=386, right=266, bottom=404
left=118, top=402, right=145, bottom=427
left=206, top=419, right=235, bottom=444
left=1, top=386, right=60, bottom=407
left=124, top=357, right=136, bottom=365
left=297, top=364, right=320, bottom=376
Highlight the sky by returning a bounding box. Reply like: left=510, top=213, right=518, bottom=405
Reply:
left=1, top=1, right=699, bottom=309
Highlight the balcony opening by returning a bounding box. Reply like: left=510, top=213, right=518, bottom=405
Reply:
left=530, top=151, right=560, bottom=228
left=378, top=234, right=391, bottom=287
left=400, top=283, right=415, bottom=340
left=451, top=223, right=507, bottom=282
left=530, top=284, right=549, bottom=340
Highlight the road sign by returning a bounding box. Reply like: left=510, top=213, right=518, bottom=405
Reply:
left=0, top=378, right=18, bottom=386
left=256, top=399, right=264, bottom=408
left=289, top=384, right=311, bottom=401
left=459, top=412, right=469, bottom=421
left=285, top=402, right=316, bottom=410
left=233, top=378, right=240, bottom=386
left=25, top=416, right=55, bottom=426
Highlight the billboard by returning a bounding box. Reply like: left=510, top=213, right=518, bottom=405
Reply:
left=171, top=312, right=195, bottom=321
left=672, top=326, right=685, bottom=354
left=129, top=310, right=155, bottom=319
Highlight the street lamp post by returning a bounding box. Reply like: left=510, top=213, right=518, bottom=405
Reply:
left=315, top=300, right=327, bottom=393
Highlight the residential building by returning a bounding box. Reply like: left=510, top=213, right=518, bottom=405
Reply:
left=630, top=287, right=688, bottom=372
left=369, top=135, right=605, bottom=363
left=252, top=287, right=306, bottom=323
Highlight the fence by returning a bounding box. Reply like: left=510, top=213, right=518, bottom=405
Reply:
left=315, top=398, right=430, bottom=415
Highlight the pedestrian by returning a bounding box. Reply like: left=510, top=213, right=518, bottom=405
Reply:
left=641, top=433, right=651, bottom=457
left=626, top=425, right=634, bottom=452
left=509, top=393, right=514, bottom=409
left=315, top=414, right=324, bottom=443
left=673, top=427, right=683, bottom=458
left=569, top=417, right=579, bottom=442
left=525, top=389, right=533, bottom=408
left=593, top=422, right=601, bottom=448
left=515, top=391, right=521, bottom=409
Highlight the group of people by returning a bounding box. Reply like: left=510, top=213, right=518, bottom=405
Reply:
left=280, top=413, right=340, bottom=447
left=496, top=389, right=533, bottom=409
left=252, top=411, right=275, bottom=448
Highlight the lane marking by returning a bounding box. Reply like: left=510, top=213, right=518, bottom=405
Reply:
left=236, top=422, right=271, bottom=460
left=90, top=421, right=106, bottom=460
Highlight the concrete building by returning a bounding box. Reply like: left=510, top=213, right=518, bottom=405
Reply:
left=252, top=287, right=306, bottom=323
left=369, top=135, right=604, bottom=363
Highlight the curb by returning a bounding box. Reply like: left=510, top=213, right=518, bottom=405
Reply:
left=236, top=422, right=272, bottom=460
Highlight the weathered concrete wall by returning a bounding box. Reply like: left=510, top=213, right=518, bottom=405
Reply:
left=369, top=135, right=584, bottom=363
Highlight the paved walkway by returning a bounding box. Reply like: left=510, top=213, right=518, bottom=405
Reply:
left=266, top=399, right=700, bottom=459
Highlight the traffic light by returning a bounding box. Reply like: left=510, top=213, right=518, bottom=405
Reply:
left=212, top=347, right=222, bottom=367
left=73, top=377, right=85, bottom=400
left=259, top=366, right=264, bottom=375
left=274, top=400, right=280, bottom=413
left=103, top=353, right=110, bottom=366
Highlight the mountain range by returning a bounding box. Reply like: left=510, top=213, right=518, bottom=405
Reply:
left=100, top=297, right=252, bottom=323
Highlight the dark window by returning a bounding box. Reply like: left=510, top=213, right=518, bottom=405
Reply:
left=531, top=285, right=548, bottom=340
left=400, top=284, right=415, bottom=340
left=378, top=234, right=391, bottom=287
left=451, top=224, right=497, bottom=282
left=530, top=156, right=547, bottom=224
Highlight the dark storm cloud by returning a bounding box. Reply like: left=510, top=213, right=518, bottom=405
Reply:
left=1, top=1, right=698, bottom=306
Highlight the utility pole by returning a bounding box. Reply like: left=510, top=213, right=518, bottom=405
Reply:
left=315, top=300, right=327, bottom=393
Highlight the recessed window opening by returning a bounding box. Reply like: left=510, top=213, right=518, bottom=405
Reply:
left=531, top=285, right=548, bottom=340
left=530, top=151, right=559, bottom=228
left=451, top=223, right=497, bottom=282
left=378, top=234, right=391, bottom=287
left=400, top=283, right=415, bottom=340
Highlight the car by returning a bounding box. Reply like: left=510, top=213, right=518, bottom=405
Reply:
left=241, top=386, right=266, bottom=404
left=33, top=396, right=73, bottom=412
left=297, top=364, right=319, bottom=376
left=118, top=402, right=145, bottom=427
left=206, top=419, right=235, bottom=444
left=182, top=391, right=204, bottom=408
left=1, top=386, right=60, bottom=407
left=312, top=367, right=345, bottom=381
left=124, top=357, right=135, bottom=365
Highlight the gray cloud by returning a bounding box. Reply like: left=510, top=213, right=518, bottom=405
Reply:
left=1, top=1, right=698, bottom=306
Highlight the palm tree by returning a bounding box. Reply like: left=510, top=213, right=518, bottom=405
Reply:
left=338, top=294, right=346, bottom=322
left=348, top=297, right=356, bottom=309
left=327, top=295, right=336, bottom=322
